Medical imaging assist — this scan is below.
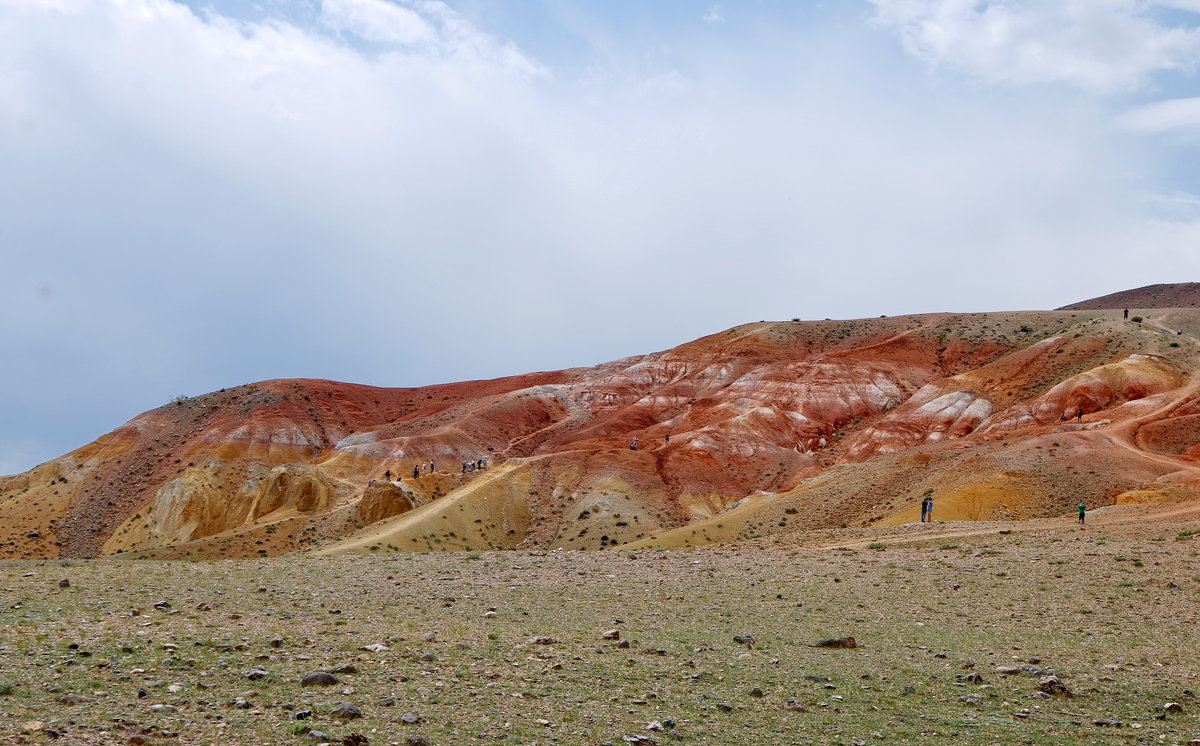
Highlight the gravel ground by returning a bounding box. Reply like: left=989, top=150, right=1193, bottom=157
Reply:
left=1, top=518, right=1198, bottom=745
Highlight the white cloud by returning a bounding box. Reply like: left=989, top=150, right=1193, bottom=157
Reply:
left=1117, top=96, right=1200, bottom=132
left=703, top=5, right=725, bottom=24
left=870, top=0, right=1200, bottom=93
left=321, top=0, right=436, bottom=45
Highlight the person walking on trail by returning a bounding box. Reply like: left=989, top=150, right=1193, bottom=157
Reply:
left=1077, top=406, right=1084, bottom=420
left=412, top=465, right=420, bottom=480
left=926, top=492, right=934, bottom=522
left=1078, top=501, right=1086, bottom=527
left=1124, top=308, right=1129, bottom=320
left=385, top=469, right=392, bottom=482
left=630, top=436, right=639, bottom=451
left=920, top=494, right=929, bottom=523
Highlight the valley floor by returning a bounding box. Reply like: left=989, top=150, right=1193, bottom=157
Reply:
left=1, top=516, right=1199, bottom=745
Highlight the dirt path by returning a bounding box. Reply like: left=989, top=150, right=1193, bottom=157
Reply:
left=807, top=498, right=1200, bottom=550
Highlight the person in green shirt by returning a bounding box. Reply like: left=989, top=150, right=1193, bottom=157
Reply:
left=1077, top=501, right=1086, bottom=527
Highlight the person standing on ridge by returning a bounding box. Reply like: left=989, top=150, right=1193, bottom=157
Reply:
left=385, top=469, right=392, bottom=482
left=920, top=494, right=929, bottom=523
left=1078, top=501, right=1086, bottom=527
left=412, top=464, right=419, bottom=480
left=1124, top=308, right=1129, bottom=320
left=630, top=436, right=639, bottom=451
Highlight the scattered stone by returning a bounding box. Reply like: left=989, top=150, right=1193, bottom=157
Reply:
left=419, top=632, right=437, bottom=642
left=308, top=731, right=330, bottom=742
left=405, top=737, right=431, bottom=746
left=245, top=667, right=270, bottom=681
left=482, top=611, right=497, bottom=619
left=330, top=663, right=358, bottom=674
left=995, top=666, right=1021, bottom=675
left=1038, top=675, right=1072, bottom=697
left=419, top=652, right=437, bottom=662
left=602, top=629, right=620, bottom=640
left=301, top=672, right=339, bottom=687
left=330, top=702, right=363, bottom=719
left=58, top=579, right=69, bottom=588
left=148, top=704, right=177, bottom=713
left=529, top=636, right=556, bottom=645
left=1164, top=702, right=1184, bottom=713
left=645, top=721, right=663, bottom=731
left=1092, top=719, right=1122, bottom=727
left=22, top=720, right=43, bottom=732
left=290, top=710, right=313, bottom=721
left=378, top=697, right=396, bottom=707
left=811, top=637, right=857, bottom=649
left=959, top=694, right=982, bottom=705
left=804, top=675, right=830, bottom=683
left=343, top=734, right=369, bottom=746
left=956, top=673, right=985, bottom=684
left=58, top=693, right=85, bottom=705
left=230, top=697, right=252, bottom=709
left=732, top=635, right=754, bottom=645
left=748, top=687, right=764, bottom=697
left=400, top=712, right=424, bottom=724
left=360, top=644, right=388, bottom=653
left=270, top=638, right=284, bottom=648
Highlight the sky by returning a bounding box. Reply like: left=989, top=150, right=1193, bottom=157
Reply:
left=4, top=0, right=1200, bottom=473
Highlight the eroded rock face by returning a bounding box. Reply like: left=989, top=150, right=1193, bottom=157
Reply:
left=979, top=355, right=1183, bottom=433
left=5, top=305, right=1200, bottom=558
left=841, top=389, right=993, bottom=461
left=354, top=482, right=415, bottom=526
left=250, top=464, right=338, bottom=520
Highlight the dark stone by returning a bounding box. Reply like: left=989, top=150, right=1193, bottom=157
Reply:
left=300, top=672, right=339, bottom=687
left=330, top=702, right=363, bottom=719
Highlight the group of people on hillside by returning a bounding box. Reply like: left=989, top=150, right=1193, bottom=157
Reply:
left=373, top=456, right=491, bottom=486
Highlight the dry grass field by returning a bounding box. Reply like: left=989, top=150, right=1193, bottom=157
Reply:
left=3, top=508, right=1199, bottom=745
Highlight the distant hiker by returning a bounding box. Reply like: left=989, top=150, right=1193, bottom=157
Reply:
left=1077, top=406, right=1084, bottom=420
left=1078, top=501, right=1086, bottom=526
left=1059, top=412, right=1067, bottom=422
left=462, top=461, right=468, bottom=474
left=920, top=495, right=929, bottom=523
left=1124, top=308, right=1129, bottom=320
left=664, top=434, right=670, bottom=444
left=384, top=469, right=392, bottom=482
left=1178, top=329, right=1184, bottom=335
left=926, top=493, right=934, bottom=522
left=630, top=436, right=639, bottom=451
left=481, top=456, right=488, bottom=470
left=412, top=465, right=420, bottom=479
left=429, top=460, right=435, bottom=472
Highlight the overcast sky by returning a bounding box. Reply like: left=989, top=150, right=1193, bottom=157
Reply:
left=4, top=0, right=1200, bottom=474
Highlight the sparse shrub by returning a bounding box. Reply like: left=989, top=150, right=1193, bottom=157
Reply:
left=868, top=542, right=886, bottom=550
left=0, top=681, right=15, bottom=696
left=1131, top=316, right=1143, bottom=323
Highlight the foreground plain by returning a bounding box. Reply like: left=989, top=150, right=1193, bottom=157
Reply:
left=2, top=510, right=1199, bottom=745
